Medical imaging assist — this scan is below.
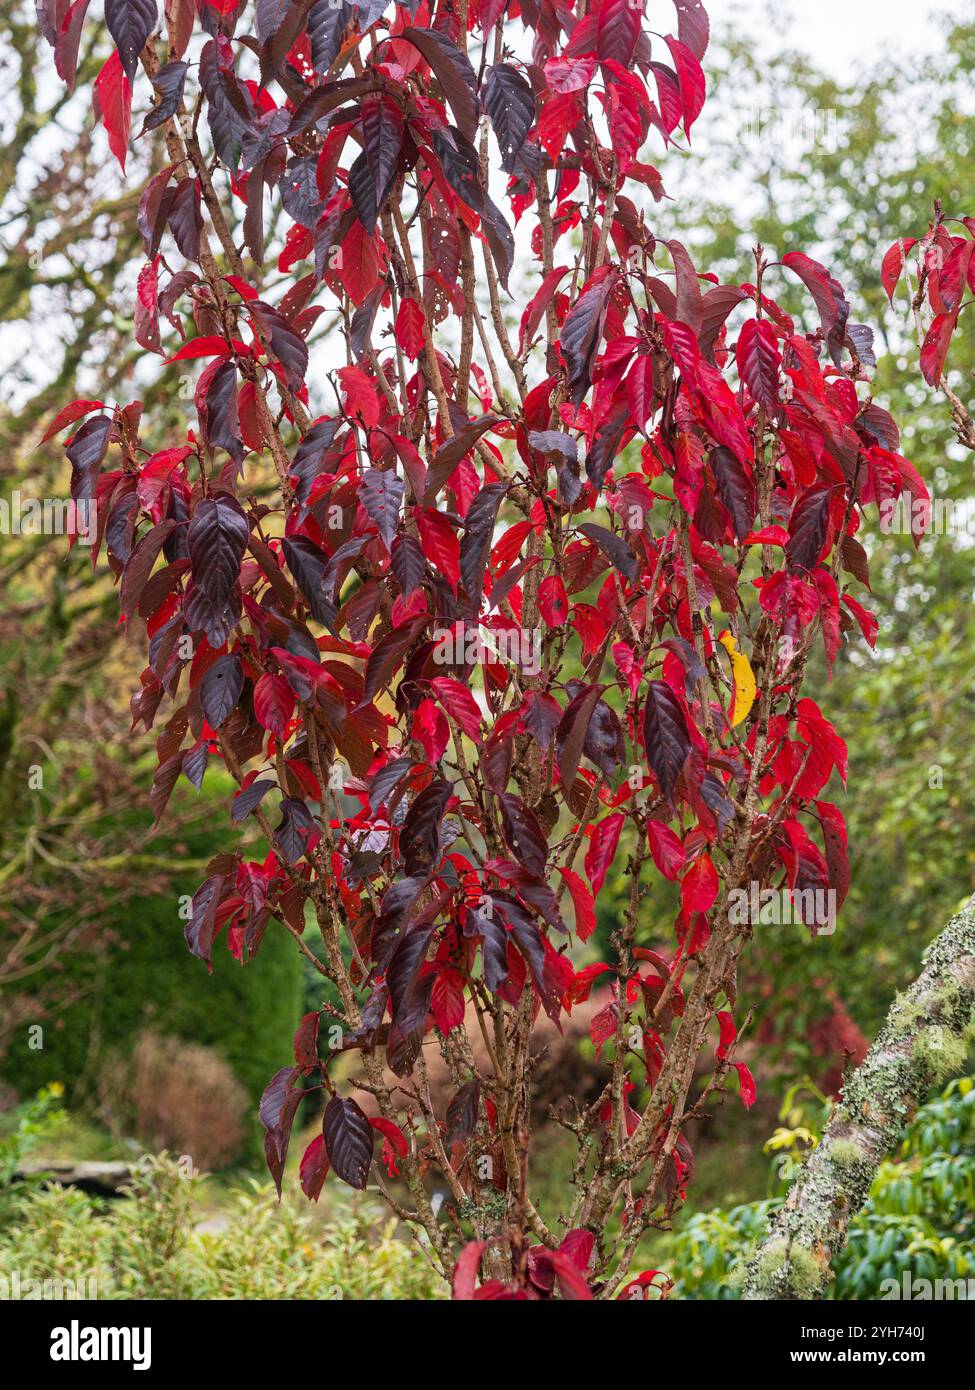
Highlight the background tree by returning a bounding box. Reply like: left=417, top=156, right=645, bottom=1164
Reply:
left=0, top=2, right=300, bottom=1118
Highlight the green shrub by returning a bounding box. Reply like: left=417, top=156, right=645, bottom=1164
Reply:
left=658, top=1077, right=975, bottom=1299
left=0, top=791, right=302, bottom=1128
left=0, top=1154, right=444, bottom=1301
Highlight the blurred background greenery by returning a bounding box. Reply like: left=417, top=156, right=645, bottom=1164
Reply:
left=1, top=1, right=973, bottom=1296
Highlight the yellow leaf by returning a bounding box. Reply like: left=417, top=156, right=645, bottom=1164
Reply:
left=718, top=629, right=756, bottom=727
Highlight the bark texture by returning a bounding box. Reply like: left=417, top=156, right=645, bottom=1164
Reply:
left=742, top=894, right=975, bottom=1300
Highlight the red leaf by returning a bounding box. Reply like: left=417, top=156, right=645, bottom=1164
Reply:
left=558, top=868, right=597, bottom=942
left=584, top=813, right=624, bottom=896
left=736, top=318, right=780, bottom=409
left=453, top=1241, right=487, bottom=1300
left=369, top=1116, right=408, bottom=1176
left=538, top=574, right=570, bottom=626
left=596, top=0, right=641, bottom=67
left=254, top=673, right=296, bottom=737
left=664, top=35, right=706, bottom=137
left=39, top=399, right=106, bottom=446
left=782, top=250, right=848, bottom=337
left=681, top=853, right=718, bottom=915
left=94, top=51, right=132, bottom=173
left=647, top=819, right=686, bottom=881
left=395, top=297, right=426, bottom=361
left=417, top=511, right=461, bottom=593
left=335, top=218, right=382, bottom=306
left=734, top=1061, right=756, bottom=1108
left=815, top=800, right=850, bottom=911
left=299, top=1132, right=329, bottom=1201
left=881, top=238, right=917, bottom=302
left=430, top=969, right=466, bottom=1032
left=165, top=335, right=236, bottom=364
left=413, top=698, right=449, bottom=762
left=519, top=265, right=571, bottom=352
left=715, top=1009, right=737, bottom=1059
left=550, top=1249, right=593, bottom=1300
left=54, top=0, right=91, bottom=91
left=135, top=258, right=161, bottom=354
left=431, top=676, right=483, bottom=741
left=919, top=311, right=957, bottom=386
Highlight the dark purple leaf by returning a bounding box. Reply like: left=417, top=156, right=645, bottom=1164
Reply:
left=585, top=404, right=629, bottom=492
left=200, top=652, right=243, bottom=728
left=459, top=481, right=507, bottom=607
left=400, top=778, right=451, bottom=875
left=142, top=60, right=188, bottom=133
left=481, top=63, right=535, bottom=174
left=360, top=614, right=429, bottom=704
left=274, top=797, right=319, bottom=864
left=349, top=95, right=403, bottom=233
left=184, top=870, right=229, bottom=968
left=431, top=125, right=513, bottom=290
left=423, top=414, right=500, bottom=504
left=499, top=794, right=548, bottom=878
left=786, top=484, right=832, bottom=573
left=281, top=534, right=334, bottom=627
left=561, top=271, right=615, bottom=406
left=520, top=691, right=562, bottom=753
left=403, top=27, right=479, bottom=142
left=105, top=0, right=157, bottom=83
left=167, top=178, right=203, bottom=261
left=307, top=0, right=352, bottom=71
left=445, top=1079, right=481, bottom=1147
left=323, top=1095, right=374, bottom=1190
left=391, top=534, right=427, bottom=598
left=260, top=1064, right=303, bottom=1196
left=186, top=495, right=249, bottom=643
left=281, top=153, right=325, bottom=230
left=66, top=414, right=111, bottom=507
left=710, top=446, right=756, bottom=543
left=250, top=301, right=308, bottom=392
left=556, top=683, right=603, bottom=790
left=643, top=681, right=691, bottom=801
left=198, top=358, right=243, bottom=462
left=387, top=921, right=437, bottom=1033
left=120, top=520, right=177, bottom=618
left=291, top=417, right=343, bottom=507
left=231, top=777, right=275, bottom=822
left=368, top=755, right=413, bottom=813
left=293, top=1010, right=321, bottom=1070
left=360, top=467, right=404, bottom=551
left=577, top=521, right=636, bottom=582
left=181, top=740, right=208, bottom=791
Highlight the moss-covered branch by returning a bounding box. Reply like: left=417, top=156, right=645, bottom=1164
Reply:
left=742, top=895, right=975, bottom=1300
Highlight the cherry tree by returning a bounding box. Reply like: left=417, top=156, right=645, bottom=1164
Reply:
left=36, top=0, right=926, bottom=1298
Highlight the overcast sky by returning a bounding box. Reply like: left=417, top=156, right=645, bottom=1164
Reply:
left=725, top=0, right=967, bottom=76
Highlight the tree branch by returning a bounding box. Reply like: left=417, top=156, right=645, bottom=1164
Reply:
left=742, top=894, right=975, bottom=1299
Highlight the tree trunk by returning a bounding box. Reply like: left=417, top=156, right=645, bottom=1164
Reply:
left=742, top=894, right=975, bottom=1300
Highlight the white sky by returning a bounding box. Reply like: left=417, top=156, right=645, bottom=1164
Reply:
left=721, top=0, right=967, bottom=77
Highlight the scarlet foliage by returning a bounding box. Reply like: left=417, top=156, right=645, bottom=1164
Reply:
left=884, top=205, right=973, bottom=394
left=38, top=0, right=925, bottom=1297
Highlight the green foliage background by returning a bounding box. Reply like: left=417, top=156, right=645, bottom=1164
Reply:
left=0, top=804, right=302, bottom=1113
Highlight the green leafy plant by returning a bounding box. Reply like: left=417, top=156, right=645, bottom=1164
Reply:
left=0, top=1151, right=443, bottom=1300
left=658, top=1076, right=975, bottom=1299
left=0, top=1083, right=66, bottom=1221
